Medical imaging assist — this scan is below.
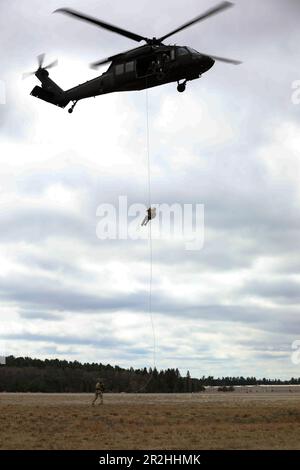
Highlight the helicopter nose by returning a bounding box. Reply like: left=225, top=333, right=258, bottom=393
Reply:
left=201, top=55, right=215, bottom=71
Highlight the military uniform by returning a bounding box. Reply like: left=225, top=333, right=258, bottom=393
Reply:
left=141, top=207, right=157, bottom=226
left=92, top=381, right=104, bottom=406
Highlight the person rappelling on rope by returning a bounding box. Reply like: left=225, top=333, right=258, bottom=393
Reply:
left=141, top=207, right=156, bottom=226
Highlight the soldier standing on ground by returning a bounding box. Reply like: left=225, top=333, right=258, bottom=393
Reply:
left=92, top=379, right=104, bottom=406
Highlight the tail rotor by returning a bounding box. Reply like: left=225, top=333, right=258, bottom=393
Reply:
left=22, top=54, right=58, bottom=80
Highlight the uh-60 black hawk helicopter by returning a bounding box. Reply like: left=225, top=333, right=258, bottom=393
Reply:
left=25, top=1, right=241, bottom=114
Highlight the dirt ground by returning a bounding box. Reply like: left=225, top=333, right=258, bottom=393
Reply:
left=1, top=390, right=300, bottom=450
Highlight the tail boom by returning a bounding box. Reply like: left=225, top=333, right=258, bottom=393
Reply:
left=30, top=69, right=70, bottom=108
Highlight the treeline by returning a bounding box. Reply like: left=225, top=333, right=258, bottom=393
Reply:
left=0, top=356, right=299, bottom=393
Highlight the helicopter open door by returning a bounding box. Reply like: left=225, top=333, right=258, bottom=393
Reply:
left=136, top=56, right=153, bottom=78
left=136, top=49, right=175, bottom=78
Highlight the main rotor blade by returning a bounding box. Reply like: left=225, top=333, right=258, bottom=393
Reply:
left=90, top=49, right=133, bottom=68
left=54, top=8, right=148, bottom=43
left=90, top=55, right=121, bottom=69
left=208, top=54, right=242, bottom=65
left=158, top=1, right=234, bottom=43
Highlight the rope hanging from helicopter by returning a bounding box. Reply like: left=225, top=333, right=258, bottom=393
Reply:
left=145, top=86, right=156, bottom=376
left=132, top=84, right=157, bottom=394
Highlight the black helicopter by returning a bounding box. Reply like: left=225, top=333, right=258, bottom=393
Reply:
left=25, top=1, right=241, bottom=113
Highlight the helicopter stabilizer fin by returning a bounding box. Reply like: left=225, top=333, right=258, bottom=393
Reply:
left=30, top=85, right=69, bottom=109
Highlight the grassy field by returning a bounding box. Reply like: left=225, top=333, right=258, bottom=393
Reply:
left=1, top=391, right=300, bottom=450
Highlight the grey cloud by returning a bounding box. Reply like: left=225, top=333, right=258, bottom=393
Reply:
left=0, top=207, right=91, bottom=243
left=1, top=331, right=132, bottom=351
left=18, top=252, right=96, bottom=282
left=19, top=309, right=63, bottom=321
left=0, top=273, right=145, bottom=313
left=241, top=279, right=300, bottom=305
left=1, top=269, right=299, bottom=337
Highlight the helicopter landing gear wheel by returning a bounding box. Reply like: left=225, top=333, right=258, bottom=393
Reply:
left=177, top=81, right=187, bottom=93
left=68, top=100, right=78, bottom=114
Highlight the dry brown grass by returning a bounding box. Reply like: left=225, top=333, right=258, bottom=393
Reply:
left=0, top=393, right=300, bottom=450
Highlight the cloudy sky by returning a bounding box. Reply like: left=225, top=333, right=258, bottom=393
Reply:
left=1, top=0, right=300, bottom=379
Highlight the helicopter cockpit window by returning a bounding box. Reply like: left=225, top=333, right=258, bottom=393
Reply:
left=187, top=47, right=199, bottom=55
left=115, top=64, right=124, bottom=75
left=177, top=47, right=189, bottom=56
left=125, top=61, right=135, bottom=73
